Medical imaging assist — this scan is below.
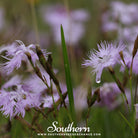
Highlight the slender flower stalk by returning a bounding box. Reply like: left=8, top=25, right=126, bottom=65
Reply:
left=108, top=66, right=129, bottom=105
left=36, top=92, right=68, bottom=119
left=128, top=36, right=138, bottom=138
left=35, top=45, right=67, bottom=108
left=15, top=116, right=41, bottom=133
left=130, top=35, right=138, bottom=78
left=25, top=52, right=50, bottom=89
left=134, top=76, right=138, bottom=104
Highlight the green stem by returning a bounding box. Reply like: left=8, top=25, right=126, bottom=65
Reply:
left=86, top=107, right=90, bottom=128
left=50, top=79, right=58, bottom=118
left=108, top=67, right=129, bottom=106
left=15, top=116, right=41, bottom=133
left=121, top=60, right=136, bottom=137
left=119, top=111, right=135, bottom=135
left=129, top=69, right=135, bottom=138
left=44, top=92, right=68, bottom=118
left=134, top=76, right=138, bottom=104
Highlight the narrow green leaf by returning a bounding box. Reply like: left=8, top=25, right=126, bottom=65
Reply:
left=60, top=25, right=75, bottom=121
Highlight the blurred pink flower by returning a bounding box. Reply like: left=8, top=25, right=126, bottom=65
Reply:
left=110, top=1, right=138, bottom=25
left=121, top=51, right=138, bottom=75
left=102, top=1, right=138, bottom=47
left=42, top=4, right=89, bottom=45
left=95, top=82, right=131, bottom=110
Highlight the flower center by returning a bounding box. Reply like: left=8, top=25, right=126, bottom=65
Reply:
left=98, top=55, right=111, bottom=63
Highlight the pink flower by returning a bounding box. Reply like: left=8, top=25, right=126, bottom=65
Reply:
left=0, top=85, right=40, bottom=120
left=0, top=40, right=43, bottom=74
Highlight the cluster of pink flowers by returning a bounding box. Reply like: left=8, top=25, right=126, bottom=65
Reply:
left=0, top=85, right=40, bottom=120
left=0, top=41, right=65, bottom=119
left=0, top=2, right=137, bottom=121
left=102, top=1, right=138, bottom=33
left=101, top=1, right=138, bottom=75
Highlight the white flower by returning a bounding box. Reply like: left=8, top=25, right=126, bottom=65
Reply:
left=83, top=41, right=125, bottom=83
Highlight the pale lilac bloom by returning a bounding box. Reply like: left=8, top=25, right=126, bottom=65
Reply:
left=111, top=2, right=138, bottom=25
left=24, top=67, right=57, bottom=93
left=117, top=27, right=138, bottom=74
left=0, top=40, right=40, bottom=74
left=132, top=56, right=138, bottom=74
left=41, top=94, right=59, bottom=108
left=71, top=9, right=89, bottom=22
left=15, top=40, right=39, bottom=65
left=15, top=40, right=47, bottom=64
left=74, top=86, right=87, bottom=111
left=0, top=90, right=15, bottom=119
left=102, top=21, right=118, bottom=32
left=102, top=12, right=119, bottom=32
left=2, top=51, right=27, bottom=74
left=83, top=42, right=125, bottom=83
left=24, top=72, right=50, bottom=93
left=121, top=50, right=138, bottom=75
left=102, top=1, right=138, bottom=45
left=43, top=83, right=67, bottom=108
left=54, top=23, right=85, bottom=45
left=95, top=83, right=125, bottom=110
left=37, top=83, right=67, bottom=108
left=42, top=5, right=89, bottom=45
left=118, top=26, right=138, bottom=45
left=13, top=85, right=40, bottom=116
left=23, top=68, right=67, bottom=108
left=0, top=42, right=17, bottom=55
left=2, top=75, right=22, bottom=89
left=0, top=85, right=40, bottom=120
